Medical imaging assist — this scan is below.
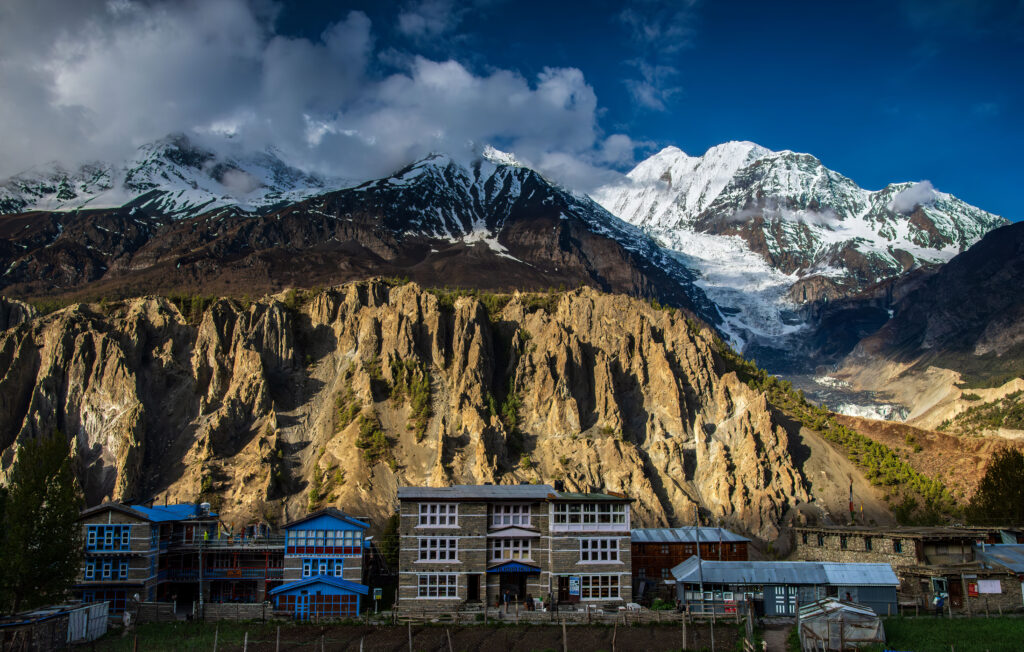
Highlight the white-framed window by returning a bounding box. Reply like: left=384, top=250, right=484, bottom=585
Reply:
left=492, top=538, right=531, bottom=561
left=417, top=574, right=458, bottom=598
left=84, top=560, right=96, bottom=580
left=418, top=538, right=458, bottom=561
left=418, top=503, right=458, bottom=527
left=119, top=560, right=129, bottom=579
left=87, top=528, right=97, bottom=548
left=552, top=503, right=626, bottom=526
left=334, top=560, right=344, bottom=577
left=121, top=528, right=130, bottom=548
left=302, top=560, right=312, bottom=577
left=101, top=560, right=112, bottom=580
left=318, top=559, right=329, bottom=575
left=580, top=575, right=620, bottom=599
left=492, top=504, right=531, bottom=527
left=580, top=538, right=619, bottom=562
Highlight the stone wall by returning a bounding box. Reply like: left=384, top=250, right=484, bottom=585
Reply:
left=398, top=501, right=491, bottom=610
left=203, top=602, right=272, bottom=621
left=135, top=602, right=177, bottom=624
left=793, top=530, right=920, bottom=568
left=900, top=571, right=1023, bottom=614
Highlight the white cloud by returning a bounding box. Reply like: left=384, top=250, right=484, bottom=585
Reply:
left=618, top=1, right=698, bottom=111
left=624, top=61, right=680, bottom=111
left=397, top=0, right=462, bottom=38
left=889, top=180, right=937, bottom=213
left=619, top=0, right=701, bottom=52
left=0, top=0, right=634, bottom=195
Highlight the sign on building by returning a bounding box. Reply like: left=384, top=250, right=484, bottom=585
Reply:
left=569, top=577, right=580, bottom=596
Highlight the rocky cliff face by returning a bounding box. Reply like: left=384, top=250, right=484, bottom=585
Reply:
left=2, top=282, right=880, bottom=545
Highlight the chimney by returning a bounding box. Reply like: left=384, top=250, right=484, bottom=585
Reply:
left=553, top=480, right=565, bottom=492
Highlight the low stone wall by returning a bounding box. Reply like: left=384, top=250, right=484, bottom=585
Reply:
left=394, top=605, right=736, bottom=626
left=136, top=602, right=177, bottom=624
left=203, top=602, right=273, bottom=621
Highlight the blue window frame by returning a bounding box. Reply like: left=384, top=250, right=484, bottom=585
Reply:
left=84, top=560, right=96, bottom=580
left=86, top=525, right=131, bottom=551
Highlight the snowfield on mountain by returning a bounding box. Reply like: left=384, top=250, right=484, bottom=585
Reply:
left=592, top=141, right=1006, bottom=353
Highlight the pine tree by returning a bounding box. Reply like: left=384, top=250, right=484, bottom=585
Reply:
left=0, top=431, right=84, bottom=614
left=967, top=448, right=1024, bottom=526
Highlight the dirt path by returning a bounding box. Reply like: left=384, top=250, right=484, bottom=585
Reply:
left=762, top=624, right=791, bottom=652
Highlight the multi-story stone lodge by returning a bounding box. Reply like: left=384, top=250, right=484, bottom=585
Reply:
left=396, top=484, right=633, bottom=611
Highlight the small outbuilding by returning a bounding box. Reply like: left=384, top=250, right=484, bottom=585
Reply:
left=798, top=598, right=885, bottom=651
left=670, top=559, right=899, bottom=617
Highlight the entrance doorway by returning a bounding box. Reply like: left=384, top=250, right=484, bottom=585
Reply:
left=499, top=573, right=527, bottom=604
left=467, top=574, right=481, bottom=602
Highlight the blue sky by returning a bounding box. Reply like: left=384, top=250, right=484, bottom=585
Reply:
left=280, top=0, right=1024, bottom=219
left=1, top=0, right=1021, bottom=219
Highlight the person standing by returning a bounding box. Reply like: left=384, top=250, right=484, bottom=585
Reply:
left=503, top=589, right=511, bottom=614
left=933, top=593, right=944, bottom=618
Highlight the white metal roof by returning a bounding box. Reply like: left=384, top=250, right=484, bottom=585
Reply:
left=632, top=527, right=750, bottom=544
left=397, top=484, right=557, bottom=500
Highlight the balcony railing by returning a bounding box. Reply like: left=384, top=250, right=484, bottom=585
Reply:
left=167, top=535, right=286, bottom=549
left=162, top=568, right=284, bottom=581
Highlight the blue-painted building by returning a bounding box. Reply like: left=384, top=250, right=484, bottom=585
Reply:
left=269, top=508, right=370, bottom=619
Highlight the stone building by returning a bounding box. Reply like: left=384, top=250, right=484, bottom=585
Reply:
left=793, top=525, right=1023, bottom=612
left=792, top=525, right=1005, bottom=569
left=396, top=484, right=633, bottom=611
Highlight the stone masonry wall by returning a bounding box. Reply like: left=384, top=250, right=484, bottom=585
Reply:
left=793, top=530, right=919, bottom=568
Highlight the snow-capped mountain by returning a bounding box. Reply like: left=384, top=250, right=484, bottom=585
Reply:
left=0, top=134, right=339, bottom=217
left=592, top=142, right=1007, bottom=352
left=0, top=148, right=718, bottom=324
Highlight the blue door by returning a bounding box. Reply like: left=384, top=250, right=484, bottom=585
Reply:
left=297, top=594, right=310, bottom=620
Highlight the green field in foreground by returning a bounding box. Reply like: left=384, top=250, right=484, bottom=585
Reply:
left=880, top=616, right=1024, bottom=652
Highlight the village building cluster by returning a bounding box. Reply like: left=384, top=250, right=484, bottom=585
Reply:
left=70, top=484, right=1024, bottom=622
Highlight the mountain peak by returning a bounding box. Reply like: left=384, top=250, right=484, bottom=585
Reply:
left=481, top=145, right=523, bottom=167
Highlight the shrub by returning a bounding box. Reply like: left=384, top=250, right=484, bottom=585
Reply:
left=355, top=412, right=394, bottom=468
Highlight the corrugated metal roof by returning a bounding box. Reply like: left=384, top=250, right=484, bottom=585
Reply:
left=975, top=544, right=1024, bottom=572
left=821, top=562, right=899, bottom=587
left=798, top=598, right=879, bottom=620
left=671, top=559, right=898, bottom=587
left=632, top=527, right=750, bottom=544
left=398, top=484, right=557, bottom=500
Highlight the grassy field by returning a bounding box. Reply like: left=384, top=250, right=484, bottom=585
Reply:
left=879, top=616, right=1024, bottom=652
left=94, top=620, right=743, bottom=651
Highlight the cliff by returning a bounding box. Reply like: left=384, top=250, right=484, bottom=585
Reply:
left=1, top=282, right=893, bottom=545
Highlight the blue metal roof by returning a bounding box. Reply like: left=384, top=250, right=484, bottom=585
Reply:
left=670, top=559, right=898, bottom=587
left=975, top=544, right=1024, bottom=573
left=632, top=527, right=750, bottom=544
left=487, top=562, right=541, bottom=574
left=283, top=509, right=369, bottom=531
left=127, top=504, right=217, bottom=522
left=821, top=562, right=899, bottom=587
left=268, top=576, right=369, bottom=596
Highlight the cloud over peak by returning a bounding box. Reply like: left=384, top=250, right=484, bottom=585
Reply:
left=0, top=0, right=639, bottom=192
left=889, top=180, right=938, bottom=213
